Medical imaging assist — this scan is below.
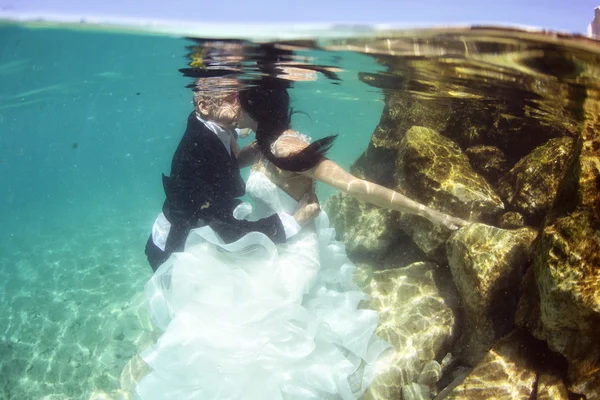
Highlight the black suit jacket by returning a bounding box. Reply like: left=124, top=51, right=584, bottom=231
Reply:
left=161, top=112, right=286, bottom=255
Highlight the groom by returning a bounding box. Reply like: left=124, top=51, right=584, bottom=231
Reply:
left=145, top=76, right=301, bottom=271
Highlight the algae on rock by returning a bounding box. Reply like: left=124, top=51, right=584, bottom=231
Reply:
left=396, top=126, right=504, bottom=221
left=444, top=329, right=568, bottom=400
left=446, top=223, right=531, bottom=365
left=323, top=192, right=399, bottom=256
left=497, top=136, right=575, bottom=224
left=464, top=145, right=509, bottom=185
left=515, top=124, right=600, bottom=398
left=361, top=262, right=460, bottom=400
left=393, top=126, right=504, bottom=261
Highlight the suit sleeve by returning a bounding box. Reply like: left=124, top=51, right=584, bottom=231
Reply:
left=163, top=132, right=288, bottom=245
left=194, top=171, right=286, bottom=244
left=208, top=209, right=287, bottom=244
left=166, top=172, right=287, bottom=246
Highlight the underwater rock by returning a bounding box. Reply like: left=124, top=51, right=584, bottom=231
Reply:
left=368, top=90, right=452, bottom=151
left=351, top=244, right=430, bottom=292
left=568, top=361, right=600, bottom=400
left=401, top=382, right=431, bottom=400
left=326, top=191, right=429, bottom=269
left=417, top=360, right=443, bottom=387
left=498, top=211, right=525, bottom=229
left=442, top=102, right=491, bottom=149
left=487, top=113, right=568, bottom=163
left=497, top=136, right=575, bottom=225
left=378, top=238, right=430, bottom=270
left=352, top=263, right=374, bottom=291
left=355, top=41, right=579, bottom=168
left=395, top=214, right=453, bottom=263
left=350, top=88, right=454, bottom=188
left=517, top=209, right=600, bottom=398
left=323, top=192, right=399, bottom=256
left=440, top=329, right=570, bottom=399
left=397, top=126, right=504, bottom=221
left=394, top=126, right=504, bottom=261
left=350, top=141, right=398, bottom=188
left=361, top=262, right=460, bottom=400
left=513, top=226, right=538, bottom=248
left=536, top=373, right=570, bottom=400
left=515, top=266, right=541, bottom=335
left=444, top=330, right=539, bottom=399
left=434, top=366, right=471, bottom=400
left=465, top=145, right=508, bottom=184
left=515, top=129, right=600, bottom=399
left=446, top=223, right=530, bottom=365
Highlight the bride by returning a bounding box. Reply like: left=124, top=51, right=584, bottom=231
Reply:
left=135, top=78, right=468, bottom=400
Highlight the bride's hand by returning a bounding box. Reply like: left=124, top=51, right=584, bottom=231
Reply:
left=424, top=207, right=470, bottom=230
left=293, top=191, right=321, bottom=226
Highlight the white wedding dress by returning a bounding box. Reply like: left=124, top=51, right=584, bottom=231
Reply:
left=135, top=170, right=392, bottom=400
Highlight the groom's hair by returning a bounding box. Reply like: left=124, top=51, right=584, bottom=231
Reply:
left=192, top=76, right=239, bottom=116
left=239, top=77, right=337, bottom=172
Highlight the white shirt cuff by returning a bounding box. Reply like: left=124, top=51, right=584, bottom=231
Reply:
left=151, top=212, right=172, bottom=251
left=277, top=212, right=301, bottom=239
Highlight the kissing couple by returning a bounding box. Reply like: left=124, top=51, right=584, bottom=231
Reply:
left=138, top=74, right=468, bottom=399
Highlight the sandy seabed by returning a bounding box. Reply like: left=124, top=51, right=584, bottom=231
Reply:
left=0, top=214, right=158, bottom=400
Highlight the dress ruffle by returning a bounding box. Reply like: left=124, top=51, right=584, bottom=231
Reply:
left=136, top=172, right=392, bottom=399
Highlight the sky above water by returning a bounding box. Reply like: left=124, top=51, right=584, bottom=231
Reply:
left=1, top=0, right=597, bottom=34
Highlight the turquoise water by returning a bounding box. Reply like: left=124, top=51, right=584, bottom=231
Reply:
left=0, top=26, right=383, bottom=398
left=3, top=22, right=599, bottom=400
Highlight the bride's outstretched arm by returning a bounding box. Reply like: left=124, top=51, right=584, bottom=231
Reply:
left=304, top=159, right=468, bottom=229
left=271, top=134, right=468, bottom=230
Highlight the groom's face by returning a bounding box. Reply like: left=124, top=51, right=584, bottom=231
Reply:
left=209, top=91, right=241, bottom=130
left=196, top=89, right=241, bottom=130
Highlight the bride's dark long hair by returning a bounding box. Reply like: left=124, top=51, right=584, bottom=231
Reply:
left=239, top=78, right=337, bottom=172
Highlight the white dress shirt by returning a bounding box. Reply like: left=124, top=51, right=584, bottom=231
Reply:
left=195, top=115, right=233, bottom=156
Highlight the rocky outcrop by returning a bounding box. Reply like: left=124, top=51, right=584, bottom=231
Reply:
left=393, top=126, right=504, bottom=261
left=444, top=329, right=568, bottom=400
left=401, top=383, right=431, bottom=400
left=394, top=214, right=454, bottom=263
left=323, top=192, right=399, bottom=256
left=324, top=192, right=429, bottom=270
left=444, top=330, right=537, bottom=399
left=355, top=49, right=577, bottom=167
left=350, top=141, right=398, bottom=188
left=360, top=262, right=461, bottom=400
left=498, top=211, right=525, bottom=229
left=516, top=131, right=600, bottom=399
left=485, top=113, right=568, bottom=163
left=446, top=224, right=531, bottom=365
left=497, top=136, right=575, bottom=225
left=465, top=145, right=508, bottom=184
left=365, top=86, right=453, bottom=151
left=512, top=227, right=539, bottom=255
left=537, top=373, right=570, bottom=400
left=331, top=35, right=600, bottom=399
left=397, top=126, right=504, bottom=221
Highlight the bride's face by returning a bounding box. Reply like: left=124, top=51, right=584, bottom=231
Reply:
left=237, top=109, right=258, bottom=134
